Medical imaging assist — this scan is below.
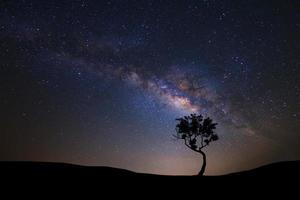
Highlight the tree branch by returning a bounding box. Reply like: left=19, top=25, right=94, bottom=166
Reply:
left=199, top=143, right=208, bottom=150
left=181, top=135, right=208, bottom=152
left=183, top=138, right=205, bottom=153
left=184, top=138, right=189, bottom=147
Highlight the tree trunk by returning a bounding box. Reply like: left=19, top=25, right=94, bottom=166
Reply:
left=197, top=150, right=206, bottom=176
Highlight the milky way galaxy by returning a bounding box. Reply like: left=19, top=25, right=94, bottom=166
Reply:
left=0, top=0, right=299, bottom=175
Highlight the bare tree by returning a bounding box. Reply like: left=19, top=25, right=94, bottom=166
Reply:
left=174, top=113, right=218, bottom=176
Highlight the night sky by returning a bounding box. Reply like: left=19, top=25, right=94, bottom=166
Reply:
left=0, top=0, right=299, bottom=175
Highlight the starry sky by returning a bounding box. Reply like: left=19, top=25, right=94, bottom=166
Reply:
left=0, top=0, right=299, bottom=175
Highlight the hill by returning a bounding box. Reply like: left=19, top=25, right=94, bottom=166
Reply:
left=0, top=160, right=299, bottom=177
left=227, top=160, right=300, bottom=177
left=0, top=161, right=299, bottom=193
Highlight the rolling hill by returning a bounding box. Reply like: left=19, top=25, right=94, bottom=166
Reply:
left=1, top=160, right=299, bottom=193
left=0, top=160, right=299, bottom=177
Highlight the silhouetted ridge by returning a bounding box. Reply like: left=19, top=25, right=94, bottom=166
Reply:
left=0, top=161, right=299, bottom=177
left=228, top=161, right=300, bottom=176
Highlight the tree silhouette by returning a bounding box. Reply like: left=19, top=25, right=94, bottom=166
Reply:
left=174, top=113, right=218, bottom=176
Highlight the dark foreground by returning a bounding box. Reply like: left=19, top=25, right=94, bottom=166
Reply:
left=0, top=160, right=299, bottom=177
left=1, top=160, right=299, bottom=193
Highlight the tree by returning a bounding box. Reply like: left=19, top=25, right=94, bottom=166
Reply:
left=174, top=113, right=218, bottom=176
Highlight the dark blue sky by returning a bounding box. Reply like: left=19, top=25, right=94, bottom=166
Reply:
left=0, top=0, right=299, bottom=175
